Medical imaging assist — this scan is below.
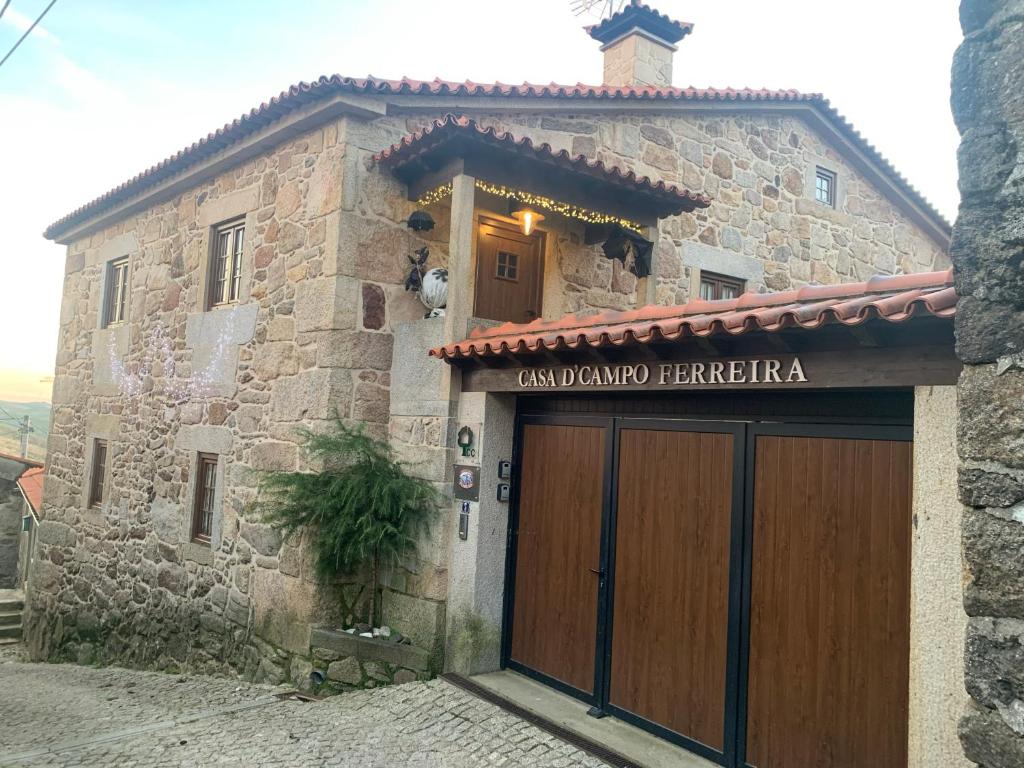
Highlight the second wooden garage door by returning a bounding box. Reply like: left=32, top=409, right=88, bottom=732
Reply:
left=610, top=424, right=738, bottom=754
left=744, top=433, right=912, bottom=768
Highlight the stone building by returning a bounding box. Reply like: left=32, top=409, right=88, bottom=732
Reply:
left=34, top=3, right=963, bottom=765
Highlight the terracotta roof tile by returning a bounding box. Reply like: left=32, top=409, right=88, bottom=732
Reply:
left=16, top=466, right=44, bottom=515
left=430, top=268, right=956, bottom=361
left=373, top=114, right=709, bottom=210
left=43, top=76, right=950, bottom=241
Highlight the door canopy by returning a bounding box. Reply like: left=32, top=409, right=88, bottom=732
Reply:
left=373, top=114, right=710, bottom=231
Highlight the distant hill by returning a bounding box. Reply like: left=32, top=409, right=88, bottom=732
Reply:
left=0, top=401, right=50, bottom=462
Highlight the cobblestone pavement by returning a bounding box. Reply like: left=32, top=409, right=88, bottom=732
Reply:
left=0, top=647, right=608, bottom=767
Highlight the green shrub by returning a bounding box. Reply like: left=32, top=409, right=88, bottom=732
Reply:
left=261, top=419, right=440, bottom=627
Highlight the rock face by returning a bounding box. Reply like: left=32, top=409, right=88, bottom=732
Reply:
left=952, top=1, right=1024, bottom=764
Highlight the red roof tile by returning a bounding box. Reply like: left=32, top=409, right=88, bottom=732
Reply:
left=43, top=76, right=951, bottom=242
left=430, top=268, right=956, bottom=361
left=373, top=114, right=709, bottom=211
left=587, top=1, right=694, bottom=45
left=16, top=466, right=44, bottom=515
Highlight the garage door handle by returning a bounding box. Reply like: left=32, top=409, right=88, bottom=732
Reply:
left=589, top=567, right=605, bottom=576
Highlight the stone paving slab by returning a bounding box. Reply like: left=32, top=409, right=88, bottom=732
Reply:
left=0, top=651, right=609, bottom=767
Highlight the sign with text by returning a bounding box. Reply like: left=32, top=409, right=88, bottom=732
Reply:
left=459, top=346, right=962, bottom=394
left=515, top=357, right=808, bottom=390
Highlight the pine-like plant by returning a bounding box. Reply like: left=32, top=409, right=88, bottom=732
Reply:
left=260, top=419, right=440, bottom=629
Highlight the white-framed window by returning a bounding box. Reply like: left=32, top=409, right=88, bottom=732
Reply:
left=103, top=257, right=129, bottom=327
left=815, top=167, right=838, bottom=208
left=207, top=219, right=245, bottom=309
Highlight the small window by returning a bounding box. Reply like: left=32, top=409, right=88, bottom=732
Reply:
left=191, top=453, right=218, bottom=543
left=496, top=251, right=519, bottom=282
left=815, top=167, right=837, bottom=208
left=88, top=439, right=108, bottom=508
left=207, top=219, right=245, bottom=309
left=699, top=272, right=745, bottom=301
left=103, top=257, right=129, bottom=327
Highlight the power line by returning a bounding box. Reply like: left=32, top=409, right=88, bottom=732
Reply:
left=0, top=2, right=12, bottom=22
left=0, top=0, right=58, bottom=70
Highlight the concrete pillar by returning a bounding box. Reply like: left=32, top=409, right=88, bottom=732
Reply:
left=444, top=391, right=516, bottom=675
left=908, top=385, right=972, bottom=767
left=440, top=173, right=477, bottom=398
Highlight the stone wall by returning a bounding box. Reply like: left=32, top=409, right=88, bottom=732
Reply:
left=27, top=116, right=450, bottom=686
left=952, top=1, right=1024, bottom=765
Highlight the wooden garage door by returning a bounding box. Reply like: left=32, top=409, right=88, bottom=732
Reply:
left=610, top=425, right=738, bottom=754
left=508, top=421, right=606, bottom=695
left=745, top=434, right=912, bottom=768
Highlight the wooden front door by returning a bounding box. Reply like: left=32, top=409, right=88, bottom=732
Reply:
left=505, top=415, right=913, bottom=768
left=474, top=217, right=544, bottom=323
left=507, top=418, right=607, bottom=695
left=744, top=429, right=912, bottom=768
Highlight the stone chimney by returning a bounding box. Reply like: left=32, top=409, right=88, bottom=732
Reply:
left=588, top=1, right=693, bottom=89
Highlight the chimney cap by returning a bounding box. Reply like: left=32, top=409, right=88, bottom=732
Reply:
left=586, top=1, right=693, bottom=46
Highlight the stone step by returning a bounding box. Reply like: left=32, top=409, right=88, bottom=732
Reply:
left=0, top=625, right=22, bottom=640
left=0, top=600, right=24, bottom=613
left=0, top=612, right=21, bottom=627
left=0, top=637, right=20, bottom=645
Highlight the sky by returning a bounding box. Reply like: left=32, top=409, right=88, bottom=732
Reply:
left=0, top=0, right=964, bottom=403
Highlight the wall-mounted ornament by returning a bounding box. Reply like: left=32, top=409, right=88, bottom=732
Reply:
left=406, top=210, right=436, bottom=232
left=457, top=425, right=475, bottom=457
left=404, top=244, right=448, bottom=319
left=419, top=267, right=448, bottom=317
left=599, top=225, right=653, bottom=278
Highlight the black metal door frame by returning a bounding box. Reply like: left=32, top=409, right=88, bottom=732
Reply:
left=598, top=417, right=746, bottom=767
left=733, top=421, right=913, bottom=768
left=501, top=412, right=914, bottom=768
left=500, top=412, right=615, bottom=707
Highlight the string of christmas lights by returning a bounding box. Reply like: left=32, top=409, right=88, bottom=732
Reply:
left=109, top=320, right=232, bottom=405
left=415, top=180, right=644, bottom=233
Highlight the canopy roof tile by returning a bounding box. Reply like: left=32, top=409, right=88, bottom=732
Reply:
left=430, top=268, right=957, bottom=361
left=373, top=114, right=709, bottom=217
